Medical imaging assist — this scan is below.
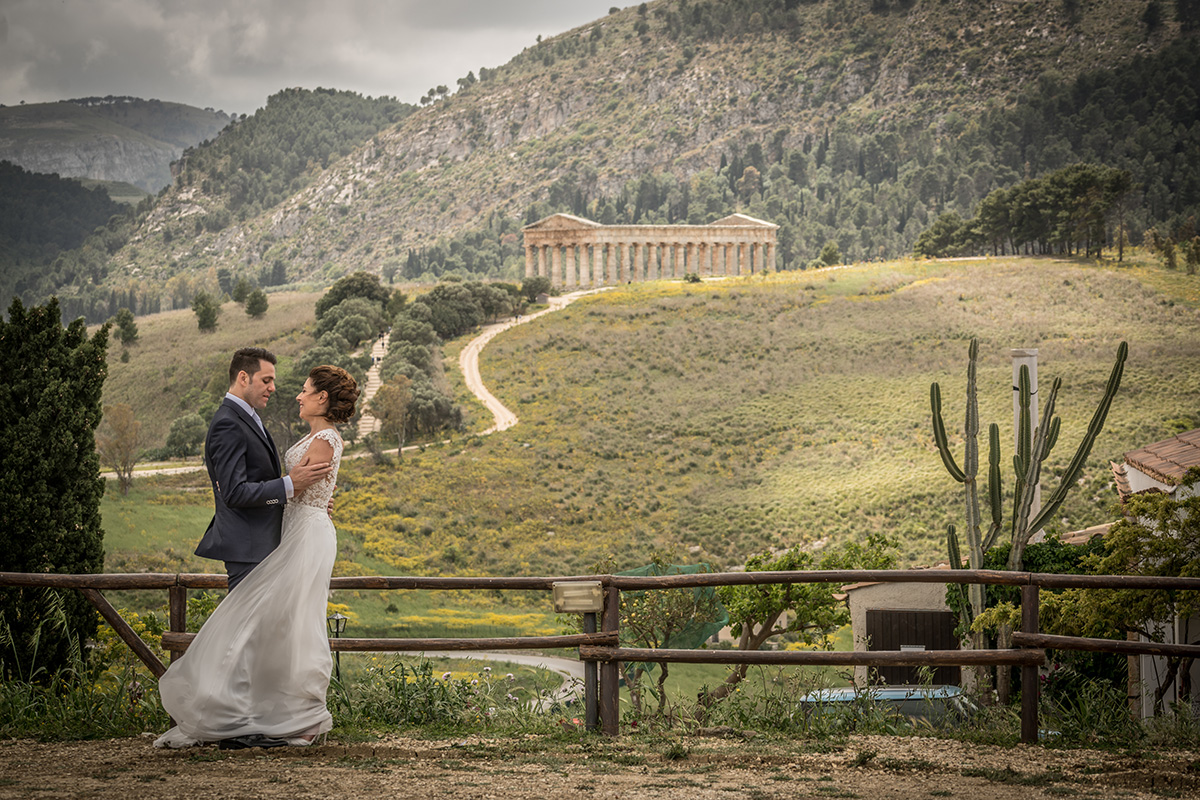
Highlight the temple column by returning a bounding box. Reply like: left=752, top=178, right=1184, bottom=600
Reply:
left=537, top=245, right=547, bottom=279
left=673, top=242, right=683, bottom=278
left=618, top=243, right=628, bottom=283
left=525, top=245, right=535, bottom=279
left=766, top=241, right=776, bottom=272
left=566, top=244, right=577, bottom=288
left=578, top=244, right=590, bottom=287
left=551, top=245, right=562, bottom=287
left=605, top=244, right=615, bottom=285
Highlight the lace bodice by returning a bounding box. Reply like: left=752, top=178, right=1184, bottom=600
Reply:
left=285, top=427, right=343, bottom=510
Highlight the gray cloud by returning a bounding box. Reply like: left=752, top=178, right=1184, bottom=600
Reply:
left=0, top=0, right=622, bottom=113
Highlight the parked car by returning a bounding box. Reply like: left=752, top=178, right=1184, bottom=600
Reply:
left=798, top=684, right=979, bottom=726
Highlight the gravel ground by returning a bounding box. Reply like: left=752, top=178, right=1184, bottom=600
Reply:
left=2, top=732, right=1198, bottom=799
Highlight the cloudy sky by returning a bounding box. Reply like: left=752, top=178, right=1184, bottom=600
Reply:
left=0, top=0, right=623, bottom=114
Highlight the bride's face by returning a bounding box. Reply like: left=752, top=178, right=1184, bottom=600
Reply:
left=296, top=379, right=329, bottom=422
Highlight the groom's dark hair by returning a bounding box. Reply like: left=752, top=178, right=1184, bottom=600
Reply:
left=228, top=347, right=277, bottom=385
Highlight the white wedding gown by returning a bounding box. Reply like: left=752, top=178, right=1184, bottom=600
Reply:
left=154, top=428, right=343, bottom=748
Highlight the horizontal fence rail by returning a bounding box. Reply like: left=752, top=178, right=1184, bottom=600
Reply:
left=2, top=568, right=1197, bottom=742
left=578, top=646, right=1047, bottom=667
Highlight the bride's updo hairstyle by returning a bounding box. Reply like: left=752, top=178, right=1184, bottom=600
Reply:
left=308, top=365, right=359, bottom=424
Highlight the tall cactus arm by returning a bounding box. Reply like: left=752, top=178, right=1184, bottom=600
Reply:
left=1010, top=377, right=1062, bottom=568
left=1016, top=365, right=1032, bottom=475
left=947, top=523, right=962, bottom=566
left=946, top=525, right=974, bottom=631
left=1026, top=340, right=1128, bottom=534
left=964, top=339, right=979, bottom=473
left=1011, top=364, right=1033, bottom=537
left=931, top=382, right=966, bottom=482
left=983, top=423, right=1003, bottom=552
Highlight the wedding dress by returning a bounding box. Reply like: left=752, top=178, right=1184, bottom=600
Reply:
left=154, top=428, right=343, bottom=748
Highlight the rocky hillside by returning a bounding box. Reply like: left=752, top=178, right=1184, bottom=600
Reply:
left=39, top=0, right=1200, bottom=315
left=0, top=97, right=231, bottom=191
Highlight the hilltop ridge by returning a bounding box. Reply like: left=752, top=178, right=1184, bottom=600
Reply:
left=121, top=0, right=1194, bottom=280
left=10, top=0, right=1200, bottom=322
left=0, top=97, right=231, bottom=192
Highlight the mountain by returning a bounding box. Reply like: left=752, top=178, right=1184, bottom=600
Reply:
left=23, top=0, right=1200, bottom=321
left=0, top=97, right=232, bottom=192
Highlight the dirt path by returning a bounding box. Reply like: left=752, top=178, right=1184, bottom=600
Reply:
left=458, top=288, right=608, bottom=434
left=3, top=732, right=1196, bottom=799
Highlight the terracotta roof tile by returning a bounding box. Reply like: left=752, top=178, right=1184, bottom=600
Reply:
left=1124, top=428, right=1200, bottom=486
left=1111, top=461, right=1131, bottom=503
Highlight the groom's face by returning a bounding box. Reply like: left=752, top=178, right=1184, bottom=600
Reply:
left=238, top=360, right=277, bottom=411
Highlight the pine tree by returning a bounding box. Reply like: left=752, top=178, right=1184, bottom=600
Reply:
left=192, top=291, right=221, bottom=332
left=0, top=297, right=108, bottom=678
left=244, top=288, right=269, bottom=318
left=112, top=307, right=138, bottom=346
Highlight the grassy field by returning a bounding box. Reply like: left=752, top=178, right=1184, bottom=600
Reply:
left=98, top=254, right=1200, bottom=706
left=332, top=255, right=1200, bottom=581
left=98, top=290, right=320, bottom=447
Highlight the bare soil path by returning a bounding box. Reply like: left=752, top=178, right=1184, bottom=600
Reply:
left=458, top=288, right=608, bottom=434
left=3, top=732, right=1196, bottom=799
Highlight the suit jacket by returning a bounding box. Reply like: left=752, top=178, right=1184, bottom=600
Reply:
left=194, top=398, right=288, bottom=564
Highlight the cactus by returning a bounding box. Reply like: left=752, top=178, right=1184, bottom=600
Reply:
left=931, top=339, right=1127, bottom=619
left=930, top=339, right=987, bottom=618
left=1006, top=340, right=1127, bottom=570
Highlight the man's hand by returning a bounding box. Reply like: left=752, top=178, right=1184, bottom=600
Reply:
left=289, top=458, right=332, bottom=493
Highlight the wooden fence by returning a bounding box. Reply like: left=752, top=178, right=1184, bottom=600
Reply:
left=3, top=568, right=1200, bottom=743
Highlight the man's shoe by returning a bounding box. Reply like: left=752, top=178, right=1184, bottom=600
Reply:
left=218, top=734, right=290, bottom=750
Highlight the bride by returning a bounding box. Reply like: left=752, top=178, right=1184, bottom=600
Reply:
left=155, top=365, right=359, bottom=748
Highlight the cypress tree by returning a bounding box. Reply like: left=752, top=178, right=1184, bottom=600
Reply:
left=0, top=297, right=108, bottom=678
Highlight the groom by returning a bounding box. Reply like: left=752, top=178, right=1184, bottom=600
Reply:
left=195, top=347, right=331, bottom=591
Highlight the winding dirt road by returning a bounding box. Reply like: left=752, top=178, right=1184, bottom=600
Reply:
left=457, top=288, right=607, bottom=434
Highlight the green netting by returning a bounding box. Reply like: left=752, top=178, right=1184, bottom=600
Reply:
left=615, top=562, right=729, bottom=650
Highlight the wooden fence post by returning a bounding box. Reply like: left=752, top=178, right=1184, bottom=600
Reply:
left=168, top=584, right=187, bottom=664
left=583, top=611, right=599, bottom=732
left=1021, top=583, right=1040, bottom=744
left=600, top=584, right=620, bottom=736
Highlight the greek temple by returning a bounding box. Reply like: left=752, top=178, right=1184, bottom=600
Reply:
left=522, top=213, right=779, bottom=289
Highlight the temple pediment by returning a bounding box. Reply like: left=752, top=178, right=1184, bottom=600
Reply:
left=709, top=213, right=779, bottom=228
left=523, top=213, right=603, bottom=231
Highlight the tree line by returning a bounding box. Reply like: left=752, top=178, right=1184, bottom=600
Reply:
left=913, top=163, right=1136, bottom=259
left=0, top=162, right=127, bottom=318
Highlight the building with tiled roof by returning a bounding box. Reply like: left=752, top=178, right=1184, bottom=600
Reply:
left=1111, top=428, right=1200, bottom=502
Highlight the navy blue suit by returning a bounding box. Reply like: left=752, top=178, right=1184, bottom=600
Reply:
left=195, top=398, right=288, bottom=572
